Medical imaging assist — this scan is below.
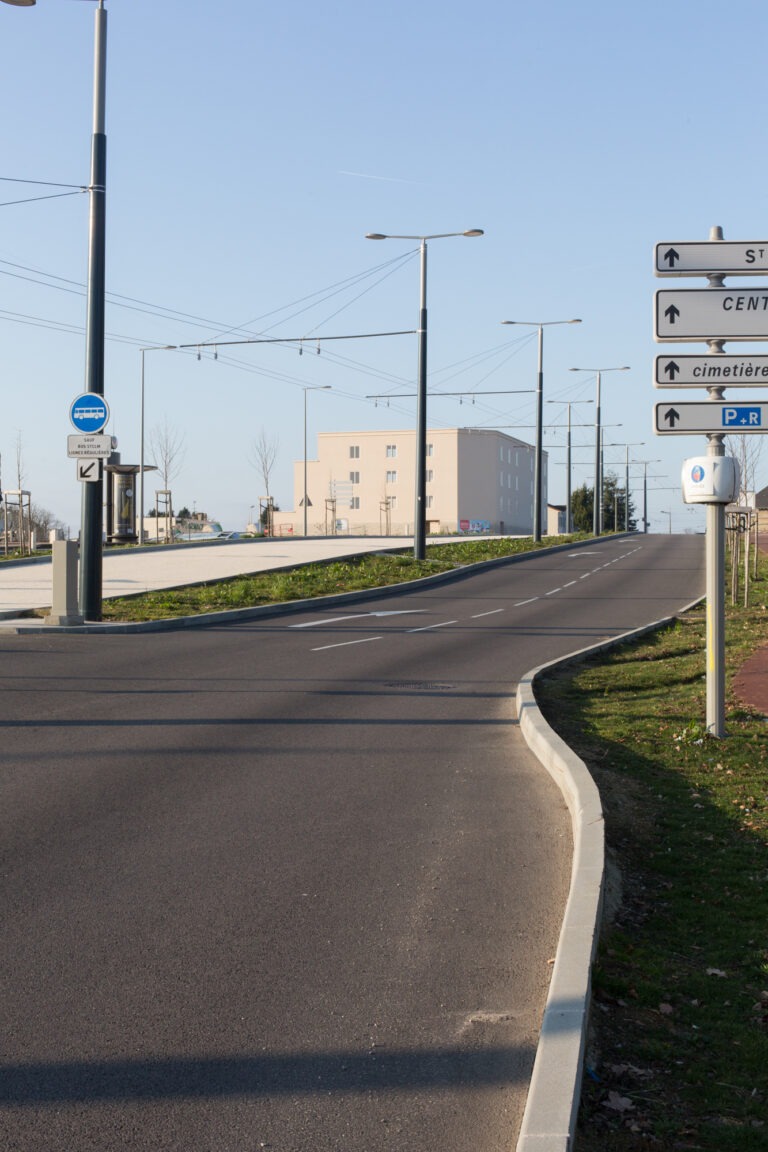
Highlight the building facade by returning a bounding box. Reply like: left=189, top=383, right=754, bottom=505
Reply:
left=273, top=427, right=544, bottom=537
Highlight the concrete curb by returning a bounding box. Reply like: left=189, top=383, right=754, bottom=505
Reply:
left=514, top=597, right=704, bottom=1152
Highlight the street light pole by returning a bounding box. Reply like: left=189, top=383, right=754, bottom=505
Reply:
left=501, top=319, right=580, bottom=541
left=139, top=345, right=176, bottom=546
left=570, top=366, right=630, bottom=536
left=79, top=0, right=108, bottom=619
left=1, top=0, right=108, bottom=616
left=366, top=229, right=483, bottom=560
left=303, top=385, right=331, bottom=537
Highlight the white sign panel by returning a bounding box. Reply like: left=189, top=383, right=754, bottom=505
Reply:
left=654, top=354, right=768, bottom=387
left=655, top=288, right=768, bottom=342
left=67, top=433, right=113, bottom=458
left=654, top=401, right=768, bottom=434
left=655, top=241, right=768, bottom=277
left=76, top=459, right=101, bottom=482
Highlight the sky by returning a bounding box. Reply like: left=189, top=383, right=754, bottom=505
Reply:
left=1, top=0, right=767, bottom=536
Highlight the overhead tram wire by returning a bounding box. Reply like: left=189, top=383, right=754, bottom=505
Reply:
left=0, top=174, right=88, bottom=208
left=0, top=249, right=417, bottom=346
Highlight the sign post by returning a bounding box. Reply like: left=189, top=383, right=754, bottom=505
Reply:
left=652, top=225, right=768, bottom=736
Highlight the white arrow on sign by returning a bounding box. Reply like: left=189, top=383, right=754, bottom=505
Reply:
left=654, top=401, right=768, bottom=434
left=655, top=288, right=768, bottom=342
left=654, top=354, right=768, bottom=387
left=655, top=241, right=768, bottom=277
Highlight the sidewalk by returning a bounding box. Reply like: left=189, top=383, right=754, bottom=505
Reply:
left=733, top=644, right=768, bottom=716
left=0, top=536, right=441, bottom=622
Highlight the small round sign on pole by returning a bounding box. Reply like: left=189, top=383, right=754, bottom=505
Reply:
left=70, top=393, right=109, bottom=435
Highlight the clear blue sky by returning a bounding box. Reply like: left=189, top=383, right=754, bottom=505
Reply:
left=1, top=0, right=766, bottom=535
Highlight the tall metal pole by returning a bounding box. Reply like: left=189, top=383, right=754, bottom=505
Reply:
left=594, top=372, right=601, bottom=536
left=366, top=230, right=483, bottom=560
left=625, top=446, right=630, bottom=531
left=303, top=388, right=309, bottom=538
left=79, top=0, right=107, bottom=619
left=533, top=325, right=544, bottom=541
left=566, top=403, right=573, bottom=534
left=140, top=349, right=146, bottom=545
left=414, top=240, right=428, bottom=559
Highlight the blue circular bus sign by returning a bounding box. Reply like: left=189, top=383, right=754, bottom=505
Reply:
left=70, top=393, right=109, bottom=434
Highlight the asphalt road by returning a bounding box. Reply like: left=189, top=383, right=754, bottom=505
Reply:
left=0, top=534, right=705, bottom=1151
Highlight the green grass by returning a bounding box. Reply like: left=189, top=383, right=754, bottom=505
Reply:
left=536, top=555, right=768, bottom=1150
left=96, top=534, right=587, bottom=622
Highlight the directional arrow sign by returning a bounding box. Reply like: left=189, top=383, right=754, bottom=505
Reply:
left=654, top=354, right=768, bottom=387
left=655, top=241, right=768, bottom=277
left=77, top=459, right=101, bottom=482
left=654, top=288, right=768, bottom=342
left=654, top=401, right=768, bottom=434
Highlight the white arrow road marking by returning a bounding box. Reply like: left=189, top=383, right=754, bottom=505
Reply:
left=311, top=636, right=383, bottom=651
left=407, top=619, right=458, bottom=633
left=292, top=611, right=424, bottom=629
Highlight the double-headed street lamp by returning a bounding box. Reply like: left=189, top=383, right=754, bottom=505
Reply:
left=569, top=366, right=630, bottom=536
left=139, top=346, right=177, bottom=545
left=3, top=0, right=109, bottom=618
left=366, top=229, right=483, bottom=560
left=502, top=319, right=581, bottom=540
left=302, top=385, right=331, bottom=537
left=546, top=398, right=593, bottom=533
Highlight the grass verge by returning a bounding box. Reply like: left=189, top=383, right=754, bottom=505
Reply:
left=97, top=535, right=586, bottom=622
left=535, top=555, right=768, bottom=1151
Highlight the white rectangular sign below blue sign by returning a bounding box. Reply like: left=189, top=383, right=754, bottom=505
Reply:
left=654, top=401, right=768, bottom=434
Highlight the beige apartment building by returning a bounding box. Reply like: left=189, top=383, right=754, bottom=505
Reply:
left=272, top=427, right=545, bottom=537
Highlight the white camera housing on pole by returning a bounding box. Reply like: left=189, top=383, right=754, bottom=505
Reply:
left=681, top=455, right=740, bottom=504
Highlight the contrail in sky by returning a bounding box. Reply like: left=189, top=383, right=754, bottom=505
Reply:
left=339, top=170, right=421, bottom=184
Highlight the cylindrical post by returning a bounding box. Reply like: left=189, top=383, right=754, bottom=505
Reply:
left=79, top=0, right=107, bottom=620
left=139, top=350, right=145, bottom=545
left=303, top=389, right=308, bottom=537
left=566, top=404, right=572, bottom=534
left=414, top=240, right=428, bottom=560
left=593, top=372, right=601, bottom=536
left=533, top=326, right=544, bottom=541
left=706, top=438, right=726, bottom=735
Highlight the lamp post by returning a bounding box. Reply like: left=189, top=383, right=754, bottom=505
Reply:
left=501, top=319, right=580, bottom=541
left=546, top=399, right=593, bottom=533
left=622, top=442, right=644, bottom=531
left=569, top=366, right=630, bottom=536
left=634, top=460, right=662, bottom=533
left=2, top=0, right=109, bottom=616
left=660, top=509, right=673, bottom=534
left=139, top=345, right=176, bottom=546
left=366, top=229, right=483, bottom=559
left=303, top=385, right=331, bottom=537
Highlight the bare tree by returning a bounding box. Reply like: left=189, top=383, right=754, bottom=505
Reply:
left=725, top=434, right=764, bottom=504
left=149, top=419, right=185, bottom=539
left=249, top=428, right=279, bottom=501
left=149, top=418, right=186, bottom=494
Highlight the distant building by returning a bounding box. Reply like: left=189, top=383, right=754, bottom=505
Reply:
left=272, top=427, right=543, bottom=537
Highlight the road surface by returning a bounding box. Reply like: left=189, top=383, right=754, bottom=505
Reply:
left=0, top=534, right=705, bottom=1150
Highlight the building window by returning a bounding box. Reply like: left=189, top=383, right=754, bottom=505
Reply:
left=349, top=445, right=360, bottom=459
left=427, top=443, right=434, bottom=456
left=500, top=470, right=504, bottom=487
left=386, top=470, right=398, bottom=484
left=386, top=444, right=397, bottom=458
left=350, top=471, right=360, bottom=484
left=426, top=495, right=434, bottom=509
left=390, top=495, right=397, bottom=509
left=426, top=469, right=434, bottom=482
left=351, top=496, right=360, bottom=509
